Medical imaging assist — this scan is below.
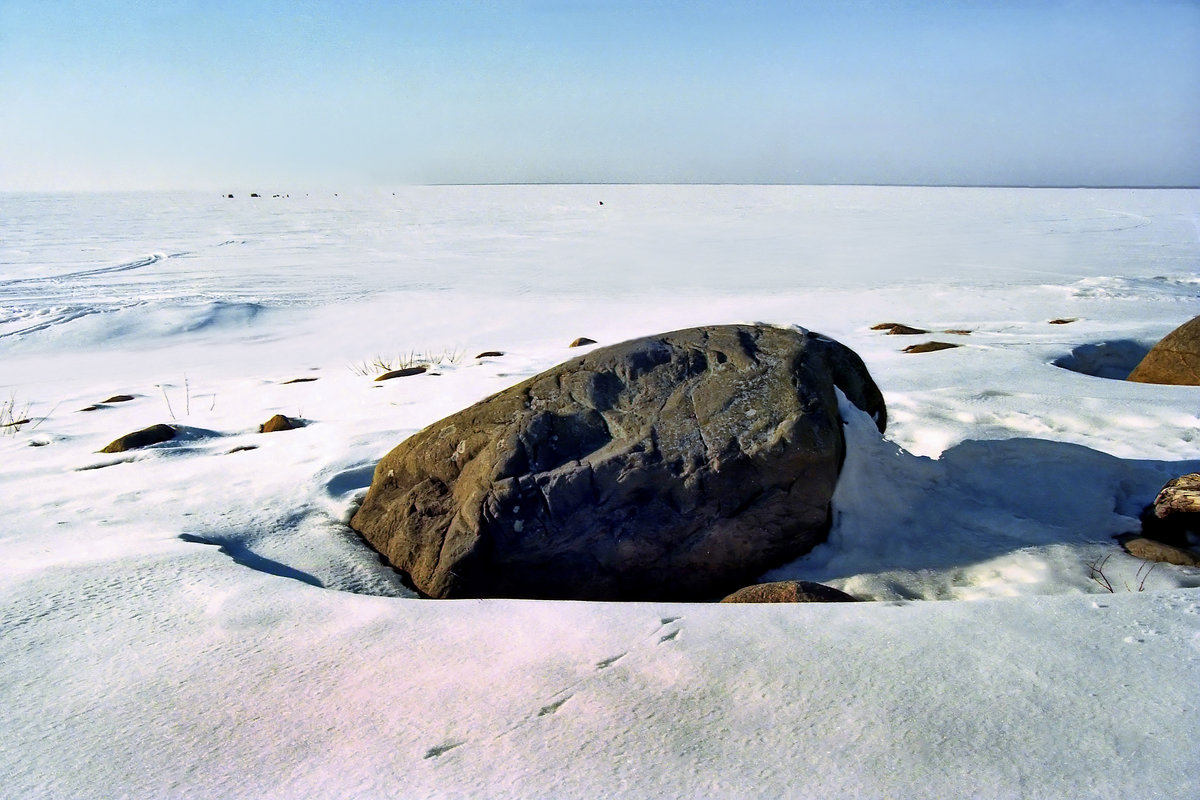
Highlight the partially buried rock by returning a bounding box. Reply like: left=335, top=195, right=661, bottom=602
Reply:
left=104, top=394, right=135, bottom=403
left=872, top=323, right=927, bottom=335
left=1126, top=315, right=1200, bottom=385
left=1139, top=473, right=1200, bottom=548
left=568, top=337, right=597, bottom=347
left=720, top=580, right=859, bottom=603
left=350, top=323, right=886, bottom=601
left=475, top=351, right=505, bottom=359
left=1122, top=537, right=1200, bottom=568
left=100, top=424, right=177, bottom=453
left=903, top=341, right=960, bottom=354
left=375, top=366, right=427, bottom=381
left=259, top=414, right=302, bottom=433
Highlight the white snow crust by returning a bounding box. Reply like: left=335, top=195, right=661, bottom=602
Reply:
left=1, top=185, right=1198, bottom=798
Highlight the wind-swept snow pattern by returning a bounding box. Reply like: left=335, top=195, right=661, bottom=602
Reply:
left=1, top=186, right=1198, bottom=799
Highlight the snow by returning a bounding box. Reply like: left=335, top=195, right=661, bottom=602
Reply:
left=1, top=185, right=1198, bottom=798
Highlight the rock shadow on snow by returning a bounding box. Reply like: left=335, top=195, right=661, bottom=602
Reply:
left=760, top=398, right=1200, bottom=600
left=179, top=532, right=325, bottom=588
left=1052, top=340, right=1151, bottom=380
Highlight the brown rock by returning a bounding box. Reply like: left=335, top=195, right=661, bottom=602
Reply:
left=871, top=323, right=927, bottom=335
left=1126, top=315, right=1200, bottom=385
left=100, top=424, right=177, bottom=453
left=1049, top=318, right=1077, bottom=325
left=943, top=329, right=973, bottom=336
left=350, top=324, right=886, bottom=601
left=281, top=377, right=319, bottom=384
left=1122, top=537, right=1200, bottom=567
left=475, top=351, right=505, bottom=359
left=104, top=395, right=135, bottom=403
left=375, top=366, right=427, bottom=381
left=259, top=414, right=302, bottom=433
left=1140, top=473, right=1200, bottom=547
left=720, top=580, right=859, bottom=603
left=568, top=337, right=597, bottom=347
left=903, top=341, right=961, bottom=354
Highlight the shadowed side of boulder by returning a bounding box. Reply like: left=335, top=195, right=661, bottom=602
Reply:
left=100, top=424, right=177, bottom=453
left=350, top=324, right=886, bottom=601
left=720, top=580, right=859, bottom=603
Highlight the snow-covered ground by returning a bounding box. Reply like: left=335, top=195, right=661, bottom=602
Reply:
left=2, top=185, right=1198, bottom=798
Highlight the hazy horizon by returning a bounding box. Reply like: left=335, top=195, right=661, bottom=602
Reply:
left=2, top=1, right=1198, bottom=191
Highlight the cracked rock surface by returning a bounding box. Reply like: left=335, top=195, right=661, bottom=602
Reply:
left=350, top=324, right=886, bottom=601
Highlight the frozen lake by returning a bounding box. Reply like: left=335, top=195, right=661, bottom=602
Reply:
left=1, top=186, right=1198, bottom=798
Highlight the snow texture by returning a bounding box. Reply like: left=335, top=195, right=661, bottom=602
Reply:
left=1, top=186, right=1198, bottom=798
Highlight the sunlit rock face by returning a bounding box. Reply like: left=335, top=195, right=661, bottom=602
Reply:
left=1127, top=315, right=1200, bottom=385
left=351, top=324, right=886, bottom=601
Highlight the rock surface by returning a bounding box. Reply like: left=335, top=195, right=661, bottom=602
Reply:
left=1140, top=473, right=1200, bottom=548
left=350, top=324, right=885, bottom=601
left=872, top=322, right=927, bottom=335
left=1126, top=315, right=1200, bottom=385
left=259, top=414, right=302, bottom=433
left=99, top=424, right=177, bottom=453
left=1122, top=537, right=1200, bottom=568
left=720, top=580, right=859, bottom=603
left=903, top=341, right=960, bottom=354
left=375, top=366, right=427, bottom=381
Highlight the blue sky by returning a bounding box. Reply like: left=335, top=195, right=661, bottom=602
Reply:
left=1, top=1, right=1197, bottom=189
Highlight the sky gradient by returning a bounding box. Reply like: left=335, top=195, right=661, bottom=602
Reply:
left=1, top=1, right=1198, bottom=190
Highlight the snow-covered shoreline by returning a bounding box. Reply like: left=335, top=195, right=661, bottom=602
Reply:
left=2, top=186, right=1198, bottom=797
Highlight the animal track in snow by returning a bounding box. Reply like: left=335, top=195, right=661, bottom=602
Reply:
left=423, top=740, right=464, bottom=759
left=595, top=653, right=626, bottom=670
left=537, top=695, right=572, bottom=716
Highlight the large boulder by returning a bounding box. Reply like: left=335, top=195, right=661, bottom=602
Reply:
left=350, top=324, right=886, bottom=601
left=1126, top=316, right=1200, bottom=385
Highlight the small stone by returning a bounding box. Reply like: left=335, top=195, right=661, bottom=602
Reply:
left=903, top=341, right=961, bottom=354
left=720, top=580, right=859, bottom=603
left=100, top=424, right=177, bottom=453
left=103, top=395, right=135, bottom=403
left=871, top=323, right=927, bottom=334
left=475, top=351, right=505, bottom=359
left=375, top=366, right=428, bottom=381
left=79, top=405, right=101, bottom=412
left=227, top=445, right=259, bottom=454
left=259, top=414, right=302, bottom=433
left=1049, top=318, right=1077, bottom=325
left=568, top=337, right=597, bottom=347
left=281, top=377, right=319, bottom=384
left=943, top=329, right=973, bottom=336
left=1123, top=537, right=1200, bottom=567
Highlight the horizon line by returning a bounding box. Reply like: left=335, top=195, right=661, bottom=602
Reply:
left=3, top=181, right=1199, bottom=194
